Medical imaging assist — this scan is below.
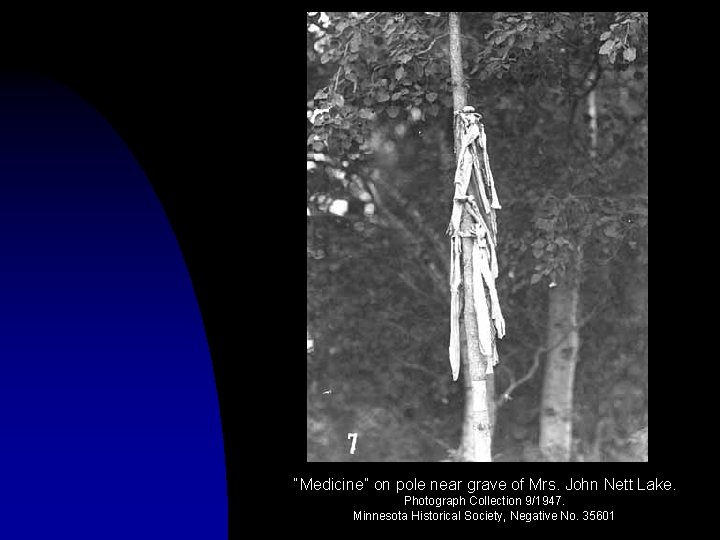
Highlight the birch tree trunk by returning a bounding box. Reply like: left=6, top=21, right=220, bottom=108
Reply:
left=539, top=276, right=581, bottom=461
left=539, top=89, right=596, bottom=461
left=449, top=11, right=494, bottom=463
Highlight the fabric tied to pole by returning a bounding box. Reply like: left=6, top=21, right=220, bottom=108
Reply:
left=447, top=108, right=504, bottom=381
left=479, top=123, right=502, bottom=211
left=472, top=234, right=493, bottom=356
left=448, top=235, right=463, bottom=381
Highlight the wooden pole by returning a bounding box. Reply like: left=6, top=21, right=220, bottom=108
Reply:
left=448, top=11, right=494, bottom=462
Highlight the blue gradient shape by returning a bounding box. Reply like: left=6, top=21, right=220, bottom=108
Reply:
left=0, top=78, right=226, bottom=538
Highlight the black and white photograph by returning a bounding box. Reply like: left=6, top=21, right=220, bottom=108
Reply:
left=307, top=12, right=648, bottom=462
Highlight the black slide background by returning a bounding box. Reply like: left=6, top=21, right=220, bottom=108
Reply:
left=2, top=11, right=702, bottom=534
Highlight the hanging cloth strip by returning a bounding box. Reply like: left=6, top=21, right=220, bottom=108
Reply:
left=448, top=107, right=505, bottom=382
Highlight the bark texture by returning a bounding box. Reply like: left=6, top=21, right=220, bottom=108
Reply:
left=449, top=11, right=495, bottom=462
left=539, top=278, right=580, bottom=461
left=538, top=90, right=595, bottom=461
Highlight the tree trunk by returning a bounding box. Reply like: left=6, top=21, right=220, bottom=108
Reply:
left=448, top=12, right=467, bottom=111
left=539, top=89, right=596, bottom=461
left=539, top=275, right=580, bottom=461
left=460, top=214, right=493, bottom=462
left=449, top=11, right=494, bottom=462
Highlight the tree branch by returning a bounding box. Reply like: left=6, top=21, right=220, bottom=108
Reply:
left=396, top=270, right=446, bottom=307
left=366, top=180, right=449, bottom=298
left=332, top=40, right=350, bottom=94
left=416, top=32, right=449, bottom=56
left=370, top=175, right=450, bottom=277
left=496, top=300, right=605, bottom=407
left=400, top=360, right=440, bottom=378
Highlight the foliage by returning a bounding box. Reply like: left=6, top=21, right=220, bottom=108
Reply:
left=307, top=12, right=456, bottom=162
left=307, top=215, right=460, bottom=461
left=307, top=12, right=647, bottom=461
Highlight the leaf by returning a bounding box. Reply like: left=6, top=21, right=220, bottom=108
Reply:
left=530, top=273, right=542, bottom=285
left=312, top=141, right=324, bottom=152
left=600, top=31, right=612, bottom=40
left=314, top=87, right=329, bottom=100
left=376, top=89, right=390, bottom=103
left=518, top=38, right=534, bottom=50
left=387, top=106, right=400, bottom=118
left=599, top=39, right=615, bottom=56
left=426, top=92, right=438, bottom=103
left=536, top=218, right=554, bottom=231
left=623, top=47, right=637, bottom=62
left=495, top=30, right=512, bottom=45
left=395, top=66, right=405, bottom=80
left=604, top=223, right=621, bottom=238
left=350, top=34, right=361, bottom=53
